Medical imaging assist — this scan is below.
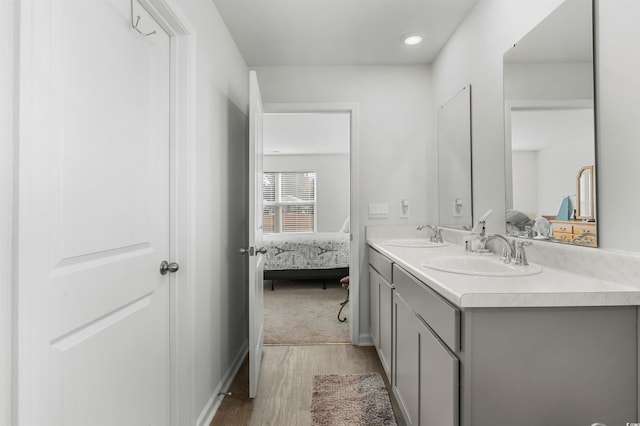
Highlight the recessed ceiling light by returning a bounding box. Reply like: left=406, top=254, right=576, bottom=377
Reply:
left=403, top=33, right=424, bottom=46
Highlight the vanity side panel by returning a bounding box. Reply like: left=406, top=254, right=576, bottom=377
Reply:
left=462, top=307, right=637, bottom=426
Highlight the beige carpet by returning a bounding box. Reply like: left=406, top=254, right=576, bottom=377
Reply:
left=310, top=373, right=398, bottom=425
left=264, top=280, right=350, bottom=344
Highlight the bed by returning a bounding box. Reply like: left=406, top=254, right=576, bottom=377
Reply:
left=263, top=232, right=350, bottom=290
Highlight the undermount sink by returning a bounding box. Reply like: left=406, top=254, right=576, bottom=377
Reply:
left=383, top=238, right=448, bottom=248
left=421, top=255, right=542, bottom=277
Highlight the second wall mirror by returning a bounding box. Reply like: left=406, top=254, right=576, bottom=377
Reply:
left=503, top=0, right=597, bottom=247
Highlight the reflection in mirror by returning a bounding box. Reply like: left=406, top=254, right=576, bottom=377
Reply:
left=438, top=85, right=472, bottom=230
left=577, top=165, right=594, bottom=219
left=503, top=0, right=597, bottom=247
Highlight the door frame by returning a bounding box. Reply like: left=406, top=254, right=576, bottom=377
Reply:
left=1, top=1, right=17, bottom=424
left=15, top=0, right=197, bottom=424
left=263, top=103, right=361, bottom=344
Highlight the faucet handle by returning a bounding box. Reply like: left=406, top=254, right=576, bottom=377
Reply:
left=501, top=247, right=512, bottom=264
left=514, top=240, right=531, bottom=266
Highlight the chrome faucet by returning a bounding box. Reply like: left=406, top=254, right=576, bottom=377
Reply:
left=416, top=225, right=443, bottom=243
left=514, top=241, right=532, bottom=266
left=480, top=234, right=515, bottom=262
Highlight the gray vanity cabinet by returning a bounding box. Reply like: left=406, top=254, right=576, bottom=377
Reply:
left=369, top=244, right=638, bottom=425
left=393, top=264, right=460, bottom=426
left=418, top=319, right=459, bottom=426
left=368, top=248, right=394, bottom=381
left=460, top=306, right=637, bottom=426
left=392, top=291, right=420, bottom=425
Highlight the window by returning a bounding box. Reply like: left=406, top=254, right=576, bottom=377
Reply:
left=263, top=172, right=317, bottom=233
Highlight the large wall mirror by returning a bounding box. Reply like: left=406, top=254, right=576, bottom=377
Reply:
left=503, top=0, right=597, bottom=247
left=438, top=85, right=473, bottom=230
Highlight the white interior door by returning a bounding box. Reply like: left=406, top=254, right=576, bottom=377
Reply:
left=248, top=70, right=265, bottom=398
left=18, top=2, right=173, bottom=425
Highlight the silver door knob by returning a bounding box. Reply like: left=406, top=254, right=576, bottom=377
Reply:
left=239, top=248, right=249, bottom=255
left=160, top=260, right=180, bottom=275
left=256, top=247, right=267, bottom=254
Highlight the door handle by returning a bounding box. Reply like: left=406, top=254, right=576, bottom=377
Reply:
left=256, top=247, right=267, bottom=254
left=160, top=260, right=180, bottom=275
left=239, top=247, right=254, bottom=255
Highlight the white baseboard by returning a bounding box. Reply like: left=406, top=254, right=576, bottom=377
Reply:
left=358, top=332, right=374, bottom=346
left=195, top=340, right=249, bottom=426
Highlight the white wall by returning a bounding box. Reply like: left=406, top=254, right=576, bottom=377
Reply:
left=596, top=0, right=640, bottom=251
left=431, top=0, right=565, bottom=233
left=512, top=151, right=538, bottom=216
left=264, top=154, right=350, bottom=232
left=1, top=1, right=16, bottom=424
left=504, top=62, right=593, bottom=102
left=536, top=127, right=594, bottom=217
left=173, top=0, right=250, bottom=422
left=254, top=65, right=432, bottom=337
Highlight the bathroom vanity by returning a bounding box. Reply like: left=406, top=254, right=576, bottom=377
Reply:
left=367, top=227, right=640, bottom=426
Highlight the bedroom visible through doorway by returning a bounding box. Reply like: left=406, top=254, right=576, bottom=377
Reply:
left=261, top=111, right=351, bottom=345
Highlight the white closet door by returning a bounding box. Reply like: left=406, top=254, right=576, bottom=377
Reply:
left=18, top=1, right=172, bottom=424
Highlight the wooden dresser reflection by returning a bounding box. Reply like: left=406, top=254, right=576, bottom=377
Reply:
left=550, top=220, right=597, bottom=247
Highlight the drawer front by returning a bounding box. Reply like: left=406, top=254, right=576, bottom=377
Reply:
left=574, top=223, right=596, bottom=235
left=393, top=264, right=460, bottom=352
left=553, top=223, right=573, bottom=233
left=553, top=231, right=573, bottom=242
left=369, top=247, right=393, bottom=282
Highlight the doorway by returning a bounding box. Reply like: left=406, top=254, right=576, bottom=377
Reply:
left=261, top=104, right=360, bottom=345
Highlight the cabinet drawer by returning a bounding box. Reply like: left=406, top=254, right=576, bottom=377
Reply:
left=574, top=223, right=595, bottom=235
left=553, top=231, right=573, bottom=242
left=393, top=264, right=460, bottom=352
left=553, top=223, right=573, bottom=233
left=369, top=247, right=393, bottom=282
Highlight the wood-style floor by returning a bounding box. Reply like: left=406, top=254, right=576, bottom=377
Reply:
left=210, top=344, right=405, bottom=426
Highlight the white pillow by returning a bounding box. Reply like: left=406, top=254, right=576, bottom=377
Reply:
left=339, top=216, right=350, bottom=233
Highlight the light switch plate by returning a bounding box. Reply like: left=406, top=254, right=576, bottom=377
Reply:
left=369, top=203, right=389, bottom=218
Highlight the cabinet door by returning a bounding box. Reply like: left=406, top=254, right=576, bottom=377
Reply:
left=393, top=292, right=419, bottom=426
left=379, top=278, right=393, bottom=381
left=418, top=319, right=459, bottom=426
left=369, top=267, right=380, bottom=348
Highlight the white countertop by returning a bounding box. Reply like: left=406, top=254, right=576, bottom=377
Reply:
left=367, top=235, right=640, bottom=309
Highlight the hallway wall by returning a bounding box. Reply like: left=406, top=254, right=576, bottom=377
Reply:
left=173, top=0, right=251, bottom=423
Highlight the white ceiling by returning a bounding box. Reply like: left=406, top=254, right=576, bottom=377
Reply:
left=263, top=113, right=350, bottom=155
left=212, top=0, right=479, bottom=66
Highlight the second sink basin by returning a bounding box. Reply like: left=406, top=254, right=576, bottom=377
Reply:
left=384, top=238, right=448, bottom=248
left=421, top=255, right=542, bottom=277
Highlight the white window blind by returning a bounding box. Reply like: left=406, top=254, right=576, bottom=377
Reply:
left=263, top=172, right=317, bottom=233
